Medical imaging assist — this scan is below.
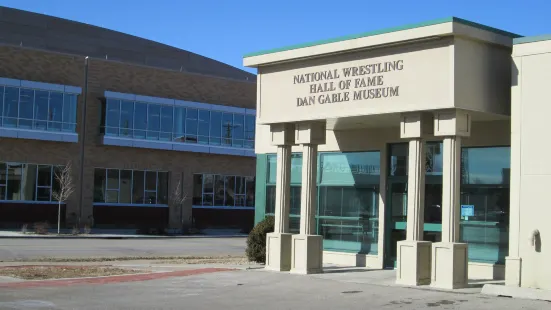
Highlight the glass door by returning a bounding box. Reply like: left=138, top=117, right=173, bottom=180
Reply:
left=384, top=142, right=443, bottom=268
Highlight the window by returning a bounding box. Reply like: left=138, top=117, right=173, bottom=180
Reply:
left=0, top=86, right=77, bottom=132
left=265, top=151, right=381, bottom=254
left=192, top=173, right=255, bottom=208
left=0, top=161, right=63, bottom=202
left=266, top=153, right=303, bottom=233
left=93, top=168, right=169, bottom=206
left=460, top=146, right=510, bottom=264
left=102, top=96, right=256, bottom=149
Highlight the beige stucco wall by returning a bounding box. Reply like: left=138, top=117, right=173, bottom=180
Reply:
left=454, top=38, right=512, bottom=116
left=257, top=38, right=454, bottom=124
left=511, top=40, right=551, bottom=290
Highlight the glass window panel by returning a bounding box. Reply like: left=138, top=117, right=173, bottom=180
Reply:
left=265, top=185, right=275, bottom=214
left=0, top=186, right=4, bottom=200
left=144, top=191, right=157, bottom=204
left=93, top=168, right=106, bottom=203
left=210, top=111, right=222, bottom=138
left=173, top=107, right=186, bottom=142
left=105, top=190, right=119, bottom=203
left=319, top=152, right=380, bottom=186
left=198, top=110, right=210, bottom=144
left=203, top=174, right=214, bottom=194
left=233, top=114, right=244, bottom=140
left=3, top=87, right=18, bottom=127
left=133, top=102, right=147, bottom=139
left=192, top=174, right=202, bottom=205
left=389, top=143, right=408, bottom=176
left=6, top=163, right=23, bottom=200
left=222, top=113, right=233, bottom=146
left=132, top=171, right=145, bottom=204
left=18, top=89, right=34, bottom=128
left=21, top=164, right=37, bottom=201
left=202, top=193, right=213, bottom=206
left=245, top=115, right=255, bottom=140
left=34, top=90, right=49, bottom=130
left=0, top=162, right=6, bottom=185
left=105, top=99, right=120, bottom=135
left=235, top=176, right=245, bottom=195
left=147, top=104, right=160, bottom=140
left=224, top=176, right=235, bottom=206
left=106, top=169, right=119, bottom=190
left=290, top=186, right=302, bottom=215
left=0, top=86, right=3, bottom=122
left=246, top=176, right=255, bottom=207
left=214, top=175, right=225, bottom=206
left=145, top=171, right=157, bottom=191
left=48, top=92, right=63, bottom=132
left=37, top=187, right=51, bottom=201
left=62, top=94, right=78, bottom=132
left=119, top=100, right=134, bottom=137
left=160, top=106, right=173, bottom=141
left=426, top=142, right=443, bottom=175
left=158, top=172, right=169, bottom=204
left=186, top=108, right=198, bottom=143
left=119, top=170, right=132, bottom=203
left=460, top=147, right=511, bottom=264
left=52, top=165, right=63, bottom=201
left=37, top=165, right=52, bottom=187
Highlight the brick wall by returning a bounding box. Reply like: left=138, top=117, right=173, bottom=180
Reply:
left=0, top=45, right=256, bottom=230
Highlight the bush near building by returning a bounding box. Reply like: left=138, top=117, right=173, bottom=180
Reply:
left=246, top=216, right=274, bottom=263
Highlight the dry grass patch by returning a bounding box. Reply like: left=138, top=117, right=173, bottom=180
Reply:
left=0, top=266, right=141, bottom=280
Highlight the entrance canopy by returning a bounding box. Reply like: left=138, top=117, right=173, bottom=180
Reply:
left=244, top=17, right=518, bottom=127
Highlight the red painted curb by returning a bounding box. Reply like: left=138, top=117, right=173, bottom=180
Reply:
left=0, top=268, right=234, bottom=289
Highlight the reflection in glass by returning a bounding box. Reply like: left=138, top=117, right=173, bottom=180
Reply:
left=198, top=110, right=210, bottom=144
left=48, top=92, right=63, bottom=132
left=460, top=147, right=510, bottom=264
left=18, top=89, right=34, bottom=128
left=120, top=101, right=134, bottom=137
left=3, top=87, right=18, bottom=127
left=34, top=90, right=49, bottom=130
left=134, top=102, right=147, bottom=139
left=222, top=113, right=233, bottom=146
left=173, top=107, right=186, bottom=142
left=160, top=106, right=173, bottom=141
left=210, top=111, right=222, bottom=145
left=105, top=99, right=120, bottom=136
left=214, top=175, right=225, bottom=205
left=186, top=108, right=198, bottom=143
left=147, top=104, right=160, bottom=140
left=233, top=114, right=244, bottom=148
left=119, top=170, right=132, bottom=203
left=132, top=171, right=145, bottom=204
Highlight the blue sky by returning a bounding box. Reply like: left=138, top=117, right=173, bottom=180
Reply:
left=1, top=0, right=549, bottom=74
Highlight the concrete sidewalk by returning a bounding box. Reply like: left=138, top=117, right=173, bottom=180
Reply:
left=0, top=265, right=547, bottom=310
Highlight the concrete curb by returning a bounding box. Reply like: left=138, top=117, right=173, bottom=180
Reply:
left=0, top=234, right=247, bottom=240
left=482, top=284, right=551, bottom=301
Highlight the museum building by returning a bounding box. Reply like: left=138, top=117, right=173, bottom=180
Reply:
left=246, top=17, right=551, bottom=292
left=0, top=6, right=257, bottom=232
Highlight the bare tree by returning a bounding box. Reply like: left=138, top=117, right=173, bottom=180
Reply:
left=169, top=177, right=188, bottom=233
left=53, top=162, right=75, bottom=235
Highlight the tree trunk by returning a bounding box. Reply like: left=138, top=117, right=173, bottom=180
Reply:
left=58, top=201, right=61, bottom=235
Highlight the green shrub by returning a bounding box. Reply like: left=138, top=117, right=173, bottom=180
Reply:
left=246, top=216, right=275, bottom=263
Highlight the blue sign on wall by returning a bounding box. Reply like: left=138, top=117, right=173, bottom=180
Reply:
left=461, top=205, right=475, bottom=217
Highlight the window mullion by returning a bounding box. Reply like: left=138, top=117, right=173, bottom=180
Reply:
left=34, top=164, right=39, bottom=202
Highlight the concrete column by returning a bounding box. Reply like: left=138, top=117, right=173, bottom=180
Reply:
left=274, top=145, right=292, bottom=234
left=299, top=144, right=317, bottom=235
left=291, top=122, right=325, bottom=275
left=265, top=123, right=295, bottom=272
left=406, top=139, right=426, bottom=241
left=396, top=114, right=432, bottom=286
left=506, top=56, right=522, bottom=287
left=431, top=135, right=468, bottom=289
left=441, top=136, right=461, bottom=243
